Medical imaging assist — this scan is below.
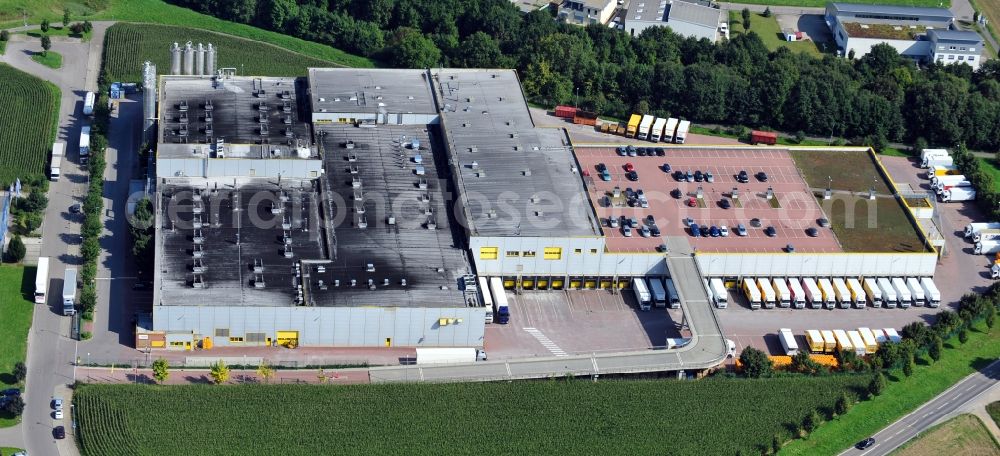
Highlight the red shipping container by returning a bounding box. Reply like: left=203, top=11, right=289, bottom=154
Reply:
left=751, top=130, right=778, bottom=145
left=554, top=105, right=577, bottom=118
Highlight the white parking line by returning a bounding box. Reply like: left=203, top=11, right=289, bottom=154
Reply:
left=523, top=327, right=568, bottom=356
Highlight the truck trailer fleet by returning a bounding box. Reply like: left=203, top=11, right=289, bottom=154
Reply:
left=940, top=187, right=976, bottom=202
left=787, top=278, right=806, bottom=309
left=975, top=240, right=1000, bottom=255
left=965, top=222, right=1000, bottom=238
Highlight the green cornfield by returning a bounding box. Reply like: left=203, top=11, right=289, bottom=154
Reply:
left=103, top=23, right=343, bottom=82
left=76, top=376, right=868, bottom=456
left=0, top=64, right=59, bottom=185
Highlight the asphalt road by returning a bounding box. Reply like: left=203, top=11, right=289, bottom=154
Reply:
left=838, top=359, right=1000, bottom=456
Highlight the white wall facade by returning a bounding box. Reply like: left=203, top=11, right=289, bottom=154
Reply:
left=312, top=112, right=440, bottom=125
left=839, top=35, right=931, bottom=60
left=470, top=236, right=667, bottom=278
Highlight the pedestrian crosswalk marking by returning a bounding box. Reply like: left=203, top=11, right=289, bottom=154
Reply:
left=523, top=327, right=567, bottom=357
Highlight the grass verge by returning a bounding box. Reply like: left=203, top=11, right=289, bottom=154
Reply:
left=75, top=376, right=869, bottom=455
left=0, top=266, right=34, bottom=428
left=0, top=448, right=25, bottom=456
left=976, top=156, right=1000, bottom=193
left=890, top=414, right=1000, bottom=455
left=21, top=25, right=90, bottom=40
left=781, top=320, right=1000, bottom=455
left=988, top=401, right=1000, bottom=428
left=30, top=50, right=62, bottom=69
left=728, top=11, right=830, bottom=56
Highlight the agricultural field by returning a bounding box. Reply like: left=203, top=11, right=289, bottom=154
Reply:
left=75, top=375, right=868, bottom=456
left=103, top=23, right=344, bottom=82
left=892, top=414, right=1000, bottom=456
left=0, top=266, right=34, bottom=428
left=0, top=64, right=60, bottom=186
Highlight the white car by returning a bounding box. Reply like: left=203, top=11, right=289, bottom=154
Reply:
left=52, top=397, right=63, bottom=411
left=54, top=409, right=63, bottom=420
left=719, top=225, right=729, bottom=237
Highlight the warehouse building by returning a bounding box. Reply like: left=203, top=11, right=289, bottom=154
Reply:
left=825, top=2, right=983, bottom=67
left=557, top=0, right=618, bottom=26
left=623, top=0, right=723, bottom=42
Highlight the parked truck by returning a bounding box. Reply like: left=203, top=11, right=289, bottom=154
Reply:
left=883, top=328, right=902, bottom=343
left=83, top=91, right=95, bottom=116
left=50, top=141, right=65, bottom=181
left=674, top=120, right=690, bottom=144
left=648, top=278, right=667, bottom=308
left=489, top=277, right=510, bottom=324
left=817, top=278, right=836, bottom=309
left=857, top=328, right=878, bottom=354
left=878, top=277, right=898, bottom=308
left=931, top=165, right=960, bottom=177
left=923, top=154, right=953, bottom=168
left=632, top=277, right=651, bottom=311
left=415, top=347, right=487, bottom=364
left=35, top=257, right=50, bottom=304
left=846, top=331, right=867, bottom=356
left=806, top=329, right=824, bottom=353
left=920, top=277, right=941, bottom=308
left=932, top=175, right=970, bottom=190
left=665, top=278, right=681, bottom=309
left=821, top=330, right=837, bottom=353
left=964, top=222, right=1000, bottom=238
left=742, top=278, right=762, bottom=310
left=709, top=278, right=727, bottom=308
left=906, top=277, right=926, bottom=306
left=79, top=125, right=91, bottom=164
left=972, top=229, right=1000, bottom=243
left=940, top=187, right=976, bottom=202
left=833, top=329, right=853, bottom=353
left=974, top=240, right=1000, bottom=255
left=863, top=277, right=882, bottom=308
left=626, top=114, right=641, bottom=138
left=802, top=277, right=822, bottom=309
left=478, top=277, right=494, bottom=324
left=847, top=278, right=867, bottom=309
left=62, top=268, right=77, bottom=316
left=832, top=278, right=851, bottom=309
left=663, top=117, right=679, bottom=143
left=772, top=278, right=791, bottom=308
left=778, top=328, right=799, bottom=356
left=892, top=277, right=912, bottom=308
left=637, top=115, right=654, bottom=140
left=757, top=277, right=776, bottom=309
left=650, top=117, right=666, bottom=142
left=920, top=148, right=949, bottom=167
left=787, top=278, right=806, bottom=309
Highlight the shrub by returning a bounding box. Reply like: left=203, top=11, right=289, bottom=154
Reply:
left=0, top=30, right=9, bottom=41
left=152, top=358, right=169, bottom=383
left=959, top=329, right=968, bottom=344
left=739, top=347, right=772, bottom=378
left=13, top=362, right=27, bottom=382
left=868, top=372, right=886, bottom=397
left=929, top=336, right=943, bottom=362
left=834, top=393, right=850, bottom=416
left=803, top=410, right=820, bottom=434
left=4, top=396, right=24, bottom=415
left=81, top=331, right=92, bottom=340
left=4, top=235, right=25, bottom=263
left=903, top=355, right=914, bottom=377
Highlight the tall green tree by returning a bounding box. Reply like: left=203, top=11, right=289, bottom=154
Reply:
left=739, top=347, right=772, bottom=378
left=152, top=358, right=170, bottom=383
left=390, top=29, right=441, bottom=68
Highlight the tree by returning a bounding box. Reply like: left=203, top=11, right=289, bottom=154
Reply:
left=81, top=237, right=100, bottom=262
left=13, top=362, right=27, bottom=382
left=903, top=355, right=915, bottom=377
left=869, top=371, right=886, bottom=397
left=40, top=36, right=51, bottom=56
left=391, top=29, right=441, bottom=68
left=257, top=361, right=275, bottom=384
left=791, top=350, right=821, bottom=374
left=987, top=310, right=995, bottom=330
left=741, top=8, right=751, bottom=31
left=847, top=49, right=855, bottom=60
left=209, top=360, right=230, bottom=384
left=41, top=19, right=50, bottom=33
left=3, top=396, right=24, bottom=416
left=803, top=409, right=821, bottom=433
left=457, top=32, right=504, bottom=69
left=257, top=0, right=298, bottom=31
left=771, top=434, right=781, bottom=454
left=63, top=8, right=71, bottom=27
left=834, top=392, right=850, bottom=416
left=82, top=20, right=92, bottom=33
left=23, top=191, right=48, bottom=213
left=4, top=236, right=25, bottom=263
left=0, top=30, right=9, bottom=41
left=928, top=336, right=943, bottom=362
left=959, top=328, right=968, bottom=344
left=151, top=358, right=170, bottom=383
left=739, top=347, right=772, bottom=378
left=763, top=6, right=772, bottom=17
left=795, top=130, right=806, bottom=143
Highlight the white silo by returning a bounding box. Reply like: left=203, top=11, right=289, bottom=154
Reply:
left=205, top=43, right=215, bottom=75
left=169, top=42, right=182, bottom=75
left=182, top=41, right=194, bottom=75
left=195, top=43, right=205, bottom=76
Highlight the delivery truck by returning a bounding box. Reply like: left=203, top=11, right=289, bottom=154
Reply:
left=62, top=268, right=77, bottom=316
left=50, top=141, right=65, bottom=181
left=965, top=222, right=1000, bottom=238
left=920, top=148, right=949, bottom=167
left=924, top=155, right=953, bottom=168
left=778, top=328, right=799, bottom=356
left=878, top=277, right=898, bottom=308
left=847, top=330, right=867, bottom=356
left=931, top=165, right=960, bottom=177
left=757, top=277, right=776, bottom=309
left=415, top=347, right=487, bottom=364
left=872, top=328, right=887, bottom=344
left=883, top=328, right=902, bottom=343
left=863, top=277, right=882, bottom=308
left=847, top=278, right=867, bottom=309
left=83, top=91, right=95, bottom=116
left=832, top=278, right=851, bottom=309
left=906, top=277, right=926, bottom=306
left=817, top=278, right=836, bottom=309
left=972, top=229, right=1000, bottom=243
left=637, top=115, right=654, bottom=140
left=489, top=277, right=510, bottom=324
left=940, top=187, right=976, bottom=202
left=806, top=330, right=824, bottom=353
left=650, top=117, right=666, bottom=142
left=478, top=276, right=494, bottom=324
left=892, top=277, right=912, bottom=308
left=857, top=328, right=878, bottom=354
left=79, top=125, right=91, bottom=164
left=821, top=330, right=837, bottom=353
left=802, top=277, right=822, bottom=309
left=932, top=175, right=970, bottom=190
left=674, top=120, right=690, bottom=144
left=633, top=277, right=652, bottom=311
left=787, top=278, right=806, bottom=309
left=35, top=257, right=50, bottom=304
left=664, top=278, right=681, bottom=309
left=663, top=117, right=679, bottom=143
left=772, top=278, right=791, bottom=308
left=833, top=329, right=853, bottom=354
left=709, top=278, right=727, bottom=308
left=920, top=277, right=940, bottom=308
left=626, top=114, right=641, bottom=138
left=742, top=278, right=762, bottom=310
left=649, top=278, right=667, bottom=308
left=974, top=240, right=1000, bottom=255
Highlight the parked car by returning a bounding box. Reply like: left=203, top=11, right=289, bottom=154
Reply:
left=600, top=169, right=611, bottom=181
left=685, top=171, right=694, bottom=182
left=623, top=226, right=632, bottom=237
left=626, top=171, right=639, bottom=181
left=54, top=426, right=65, bottom=439
left=737, top=170, right=749, bottom=183
left=640, top=226, right=651, bottom=237
left=699, top=225, right=711, bottom=237
left=52, top=398, right=63, bottom=410
left=637, top=147, right=647, bottom=156
left=661, top=163, right=672, bottom=173
left=756, top=171, right=768, bottom=182
left=654, top=147, right=665, bottom=156
left=705, top=171, right=714, bottom=182
left=689, top=223, right=700, bottom=237
left=785, top=244, right=795, bottom=253
left=616, top=146, right=626, bottom=156
left=817, top=218, right=830, bottom=228
left=671, top=188, right=682, bottom=199
left=719, top=199, right=731, bottom=209
left=806, top=227, right=819, bottom=237
left=54, top=409, right=63, bottom=420
left=750, top=218, right=762, bottom=228
left=687, top=197, right=697, bottom=207
left=627, top=145, right=637, bottom=157
left=650, top=226, right=661, bottom=237
left=736, top=224, right=748, bottom=236
left=623, top=162, right=635, bottom=172
left=596, top=163, right=607, bottom=172
left=764, top=226, right=777, bottom=237
left=69, top=204, right=81, bottom=214
left=608, top=217, right=620, bottom=228
left=694, top=170, right=704, bottom=182
left=719, top=225, right=729, bottom=237
left=709, top=226, right=721, bottom=237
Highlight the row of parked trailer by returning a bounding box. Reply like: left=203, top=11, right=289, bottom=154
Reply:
left=788, top=328, right=902, bottom=357
left=738, top=276, right=940, bottom=310
left=921, top=149, right=976, bottom=202
left=626, top=114, right=690, bottom=144
left=631, top=277, right=681, bottom=311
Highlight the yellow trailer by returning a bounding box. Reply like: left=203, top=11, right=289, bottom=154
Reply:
left=805, top=330, right=824, bottom=353
left=821, top=330, right=837, bottom=353
left=932, top=165, right=960, bottom=176
left=626, top=114, right=641, bottom=138
left=858, top=327, right=878, bottom=354
left=833, top=329, right=853, bottom=353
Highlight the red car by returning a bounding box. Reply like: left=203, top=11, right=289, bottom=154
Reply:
left=687, top=197, right=697, bottom=207
left=623, top=162, right=635, bottom=172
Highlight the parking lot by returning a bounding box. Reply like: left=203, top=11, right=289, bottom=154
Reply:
left=574, top=146, right=842, bottom=253
left=485, top=290, right=685, bottom=359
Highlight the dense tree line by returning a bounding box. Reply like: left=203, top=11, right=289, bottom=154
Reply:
left=167, top=0, right=1000, bottom=150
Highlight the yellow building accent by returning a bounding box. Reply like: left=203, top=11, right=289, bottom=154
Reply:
left=543, top=247, right=562, bottom=260
left=203, top=337, right=213, bottom=350
left=479, top=247, right=498, bottom=260
left=151, top=340, right=165, bottom=348
left=276, top=331, right=299, bottom=348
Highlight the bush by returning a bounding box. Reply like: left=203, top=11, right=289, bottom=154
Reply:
left=82, top=310, right=93, bottom=321
left=3, top=396, right=24, bottom=415
left=868, top=372, right=886, bottom=397
left=69, top=22, right=85, bottom=35
left=834, top=393, right=850, bottom=416
left=13, top=361, right=26, bottom=382
left=739, top=347, right=772, bottom=378
left=903, top=355, right=914, bottom=377
left=929, top=336, right=943, bottom=362
left=803, top=410, right=821, bottom=434
left=0, top=30, right=9, bottom=41
left=4, top=235, right=25, bottom=263
left=81, top=331, right=92, bottom=340
left=959, top=329, right=968, bottom=344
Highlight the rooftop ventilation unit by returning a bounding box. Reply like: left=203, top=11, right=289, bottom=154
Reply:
left=204, top=100, right=213, bottom=111
left=280, top=90, right=291, bottom=100
left=283, top=116, right=292, bottom=125
left=192, top=273, right=204, bottom=288
left=284, top=244, right=293, bottom=258
left=401, top=278, right=407, bottom=286
left=357, top=215, right=368, bottom=229
left=178, top=101, right=188, bottom=112
left=366, top=263, right=375, bottom=272
left=253, top=259, right=264, bottom=273
left=192, top=258, right=205, bottom=273
left=192, top=244, right=204, bottom=258
left=418, top=179, right=428, bottom=189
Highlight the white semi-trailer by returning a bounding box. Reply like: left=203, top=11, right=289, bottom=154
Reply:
left=778, top=328, right=799, bottom=356
left=940, top=187, right=976, bottom=202
left=415, top=348, right=487, bottom=364
left=787, top=278, right=806, bottom=309
left=478, top=277, right=494, bottom=324
left=650, top=117, right=667, bottom=142
left=832, top=278, right=851, bottom=309
left=920, top=148, right=949, bottom=167
left=920, top=277, right=941, bottom=308
left=637, top=115, right=654, bottom=140
left=62, top=268, right=77, bottom=316
left=35, top=257, right=50, bottom=304
left=802, top=278, right=822, bottom=309
left=974, top=240, right=1000, bottom=255
left=906, top=277, right=926, bottom=306
left=878, top=277, right=897, bottom=308
left=674, top=120, right=690, bottom=144
left=965, top=222, right=1000, bottom=238
left=772, top=278, right=791, bottom=308
left=892, top=277, right=912, bottom=308
left=648, top=278, right=667, bottom=308
left=663, top=117, right=679, bottom=143
left=709, top=278, right=727, bottom=309
left=632, top=277, right=651, bottom=311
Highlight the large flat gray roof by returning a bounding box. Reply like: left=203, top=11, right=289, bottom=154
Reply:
left=669, top=1, right=721, bottom=28
left=308, top=68, right=437, bottom=116
left=928, top=29, right=983, bottom=42
left=433, top=69, right=601, bottom=238
left=158, top=76, right=312, bottom=148
left=828, top=2, right=953, bottom=20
